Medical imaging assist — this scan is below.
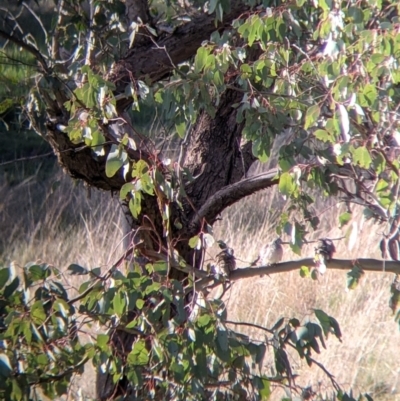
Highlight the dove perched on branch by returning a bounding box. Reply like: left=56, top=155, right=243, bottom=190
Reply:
left=213, top=247, right=236, bottom=277
left=260, top=238, right=283, bottom=266
left=314, top=238, right=336, bottom=275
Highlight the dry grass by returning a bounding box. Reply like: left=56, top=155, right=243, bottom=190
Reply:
left=212, top=176, right=400, bottom=401
left=1, top=164, right=400, bottom=401
left=0, top=170, right=126, bottom=400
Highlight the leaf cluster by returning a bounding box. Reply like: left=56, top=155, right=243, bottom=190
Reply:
left=0, top=257, right=362, bottom=400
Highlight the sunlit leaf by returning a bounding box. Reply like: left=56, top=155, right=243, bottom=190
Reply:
left=352, top=146, right=372, bottom=169
left=127, top=339, right=149, bottom=366
left=279, top=172, right=296, bottom=197
left=189, top=235, right=201, bottom=249
left=339, top=212, right=351, bottom=227
left=304, top=104, right=320, bottom=129
left=300, top=266, right=310, bottom=278
left=106, top=144, right=127, bottom=178
left=195, top=47, right=209, bottom=73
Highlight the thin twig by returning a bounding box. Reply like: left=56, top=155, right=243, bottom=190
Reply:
left=21, top=1, right=48, bottom=45
left=0, top=152, right=55, bottom=167
left=0, top=29, right=49, bottom=73
left=225, top=319, right=274, bottom=334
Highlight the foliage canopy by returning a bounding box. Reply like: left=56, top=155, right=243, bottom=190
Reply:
left=1, top=0, right=400, bottom=400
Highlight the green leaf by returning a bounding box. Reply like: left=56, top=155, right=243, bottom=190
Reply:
left=152, top=261, right=168, bottom=275
left=120, top=182, right=134, bottom=199
left=314, top=309, right=330, bottom=337
left=31, top=301, right=47, bottom=325
left=136, top=299, right=145, bottom=309
left=347, top=265, right=364, bottom=290
left=91, top=130, right=106, bottom=156
left=129, top=191, right=142, bottom=218
left=0, top=267, right=9, bottom=290
left=175, top=121, right=186, bottom=138
left=259, top=377, right=271, bottom=400
left=348, top=7, right=364, bottom=23
left=339, top=212, right=351, bottom=227
left=300, top=266, right=310, bottom=278
left=127, top=339, right=149, bottom=365
left=132, top=160, right=149, bottom=178
left=30, top=322, right=44, bottom=343
left=0, top=354, right=12, bottom=378
left=279, top=172, right=296, bottom=197
left=314, top=129, right=335, bottom=143
left=195, top=47, right=209, bottom=73
left=74, top=83, right=97, bottom=108
left=11, top=378, right=23, bottom=400
left=139, top=173, right=154, bottom=195
left=29, top=264, right=51, bottom=281
left=213, top=70, right=224, bottom=86
left=329, top=316, right=342, bottom=341
left=67, top=264, right=89, bottom=275
left=96, top=334, right=109, bottom=351
left=189, top=235, right=201, bottom=249
left=197, top=314, right=211, bottom=327
left=304, top=105, right=320, bottom=129
left=4, top=277, right=19, bottom=298
left=22, top=321, right=32, bottom=345
left=53, top=298, right=70, bottom=318
left=113, top=291, right=126, bottom=317
left=106, top=144, right=127, bottom=178
left=352, top=146, right=372, bottom=169
left=0, top=98, right=13, bottom=114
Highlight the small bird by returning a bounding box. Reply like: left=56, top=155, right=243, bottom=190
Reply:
left=213, top=247, right=236, bottom=277
left=315, top=238, right=336, bottom=261
left=314, top=238, right=336, bottom=275
left=260, top=238, right=283, bottom=266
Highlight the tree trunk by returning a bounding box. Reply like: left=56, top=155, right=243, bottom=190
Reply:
left=1, top=3, right=271, bottom=398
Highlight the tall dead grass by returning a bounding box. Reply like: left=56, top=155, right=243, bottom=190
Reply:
left=213, top=179, right=400, bottom=401
left=1, top=164, right=399, bottom=400
left=0, top=170, right=126, bottom=400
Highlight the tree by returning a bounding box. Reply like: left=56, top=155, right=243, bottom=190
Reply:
left=0, top=0, right=400, bottom=400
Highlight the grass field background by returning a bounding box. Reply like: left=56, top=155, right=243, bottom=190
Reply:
left=1, top=157, right=399, bottom=400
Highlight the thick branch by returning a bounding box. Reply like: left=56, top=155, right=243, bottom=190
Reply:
left=229, top=258, right=400, bottom=279
left=189, top=169, right=279, bottom=233
left=183, top=89, right=245, bottom=213
left=195, top=258, right=400, bottom=291
left=110, top=0, right=250, bottom=108
left=45, top=123, right=127, bottom=191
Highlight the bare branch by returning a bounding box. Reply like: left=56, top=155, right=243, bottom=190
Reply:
left=229, top=258, right=400, bottom=280
left=21, top=1, right=48, bottom=46
left=0, top=29, right=49, bottom=73
left=195, top=258, right=400, bottom=292
left=0, top=152, right=55, bottom=167
left=225, top=320, right=273, bottom=334
left=189, top=169, right=279, bottom=232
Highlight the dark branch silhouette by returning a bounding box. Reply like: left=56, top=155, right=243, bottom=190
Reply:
left=189, top=169, right=279, bottom=232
